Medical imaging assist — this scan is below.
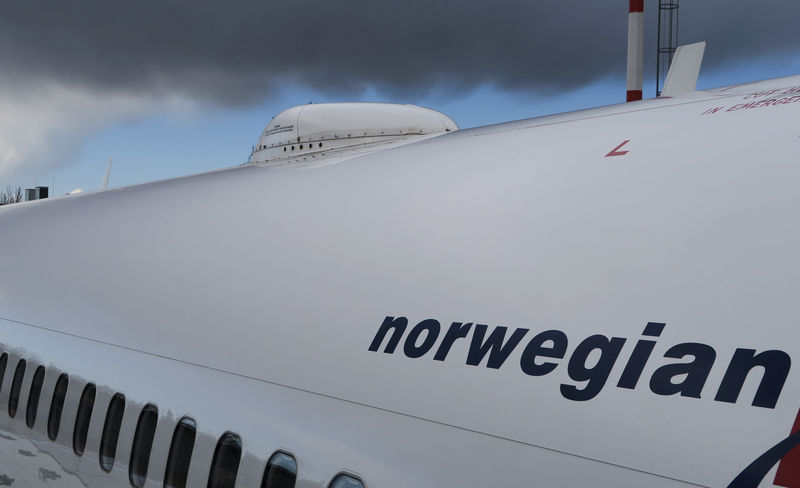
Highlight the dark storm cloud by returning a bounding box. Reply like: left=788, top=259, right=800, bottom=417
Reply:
left=0, top=1, right=798, bottom=104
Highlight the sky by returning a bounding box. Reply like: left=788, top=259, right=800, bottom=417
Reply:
left=1, top=1, right=799, bottom=195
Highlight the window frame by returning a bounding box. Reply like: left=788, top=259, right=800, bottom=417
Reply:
left=99, top=392, right=126, bottom=472
left=73, top=382, right=96, bottom=456
left=207, top=431, right=243, bottom=488
left=25, top=365, right=45, bottom=428
left=8, top=358, right=26, bottom=418
left=47, top=373, right=69, bottom=441
left=0, top=353, right=8, bottom=394
left=329, top=473, right=367, bottom=488
left=261, top=450, right=298, bottom=488
left=164, top=416, right=197, bottom=488
left=129, top=403, right=158, bottom=488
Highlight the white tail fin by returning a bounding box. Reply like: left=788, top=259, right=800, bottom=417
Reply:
left=103, top=157, right=112, bottom=189
left=661, top=41, right=706, bottom=97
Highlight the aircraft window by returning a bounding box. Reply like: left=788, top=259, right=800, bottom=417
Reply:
left=100, top=393, right=126, bottom=472
left=47, top=374, right=69, bottom=441
left=0, top=353, right=7, bottom=393
left=129, top=403, right=158, bottom=488
left=319, top=142, right=323, bottom=148
left=207, top=432, right=242, bottom=488
left=25, top=365, right=45, bottom=428
left=329, top=474, right=365, bottom=488
left=283, top=147, right=287, bottom=152
left=262, top=451, right=297, bottom=488
left=73, top=383, right=96, bottom=456
left=300, top=144, right=304, bottom=149
left=164, top=416, right=197, bottom=488
left=8, top=359, right=26, bottom=417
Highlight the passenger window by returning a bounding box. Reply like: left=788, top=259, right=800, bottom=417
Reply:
left=100, top=393, right=125, bottom=472
left=47, top=374, right=69, bottom=441
left=0, top=353, right=7, bottom=393
left=330, top=474, right=365, bottom=488
left=73, top=383, right=96, bottom=456
left=164, top=417, right=196, bottom=488
left=262, top=451, right=297, bottom=488
left=8, top=359, right=26, bottom=417
left=25, top=365, right=45, bottom=428
left=129, top=404, right=158, bottom=488
left=207, top=432, right=242, bottom=488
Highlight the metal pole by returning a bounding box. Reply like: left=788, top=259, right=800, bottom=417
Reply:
left=626, top=0, right=644, bottom=101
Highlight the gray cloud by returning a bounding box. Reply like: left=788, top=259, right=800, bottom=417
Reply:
left=1, top=1, right=799, bottom=181
left=2, top=1, right=798, bottom=104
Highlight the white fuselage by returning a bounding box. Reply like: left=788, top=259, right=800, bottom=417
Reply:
left=1, top=75, right=800, bottom=487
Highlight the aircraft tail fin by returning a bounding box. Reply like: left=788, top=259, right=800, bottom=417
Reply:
left=103, top=157, right=112, bottom=189
left=661, top=41, right=706, bottom=97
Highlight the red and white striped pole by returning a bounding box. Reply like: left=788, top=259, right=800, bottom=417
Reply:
left=626, top=0, right=644, bottom=102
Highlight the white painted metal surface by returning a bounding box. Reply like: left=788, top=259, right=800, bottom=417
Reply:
left=1, top=74, right=800, bottom=487
left=250, top=103, right=457, bottom=165
left=662, top=42, right=707, bottom=97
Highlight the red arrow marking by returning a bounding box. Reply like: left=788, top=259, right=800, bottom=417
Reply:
left=605, top=140, right=631, bottom=157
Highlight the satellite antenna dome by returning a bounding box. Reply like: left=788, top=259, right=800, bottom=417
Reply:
left=249, top=102, right=458, bottom=164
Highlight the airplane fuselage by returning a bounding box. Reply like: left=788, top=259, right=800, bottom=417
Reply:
left=1, top=75, right=800, bottom=487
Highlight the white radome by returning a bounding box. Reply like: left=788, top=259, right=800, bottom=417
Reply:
left=249, top=102, right=458, bottom=164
